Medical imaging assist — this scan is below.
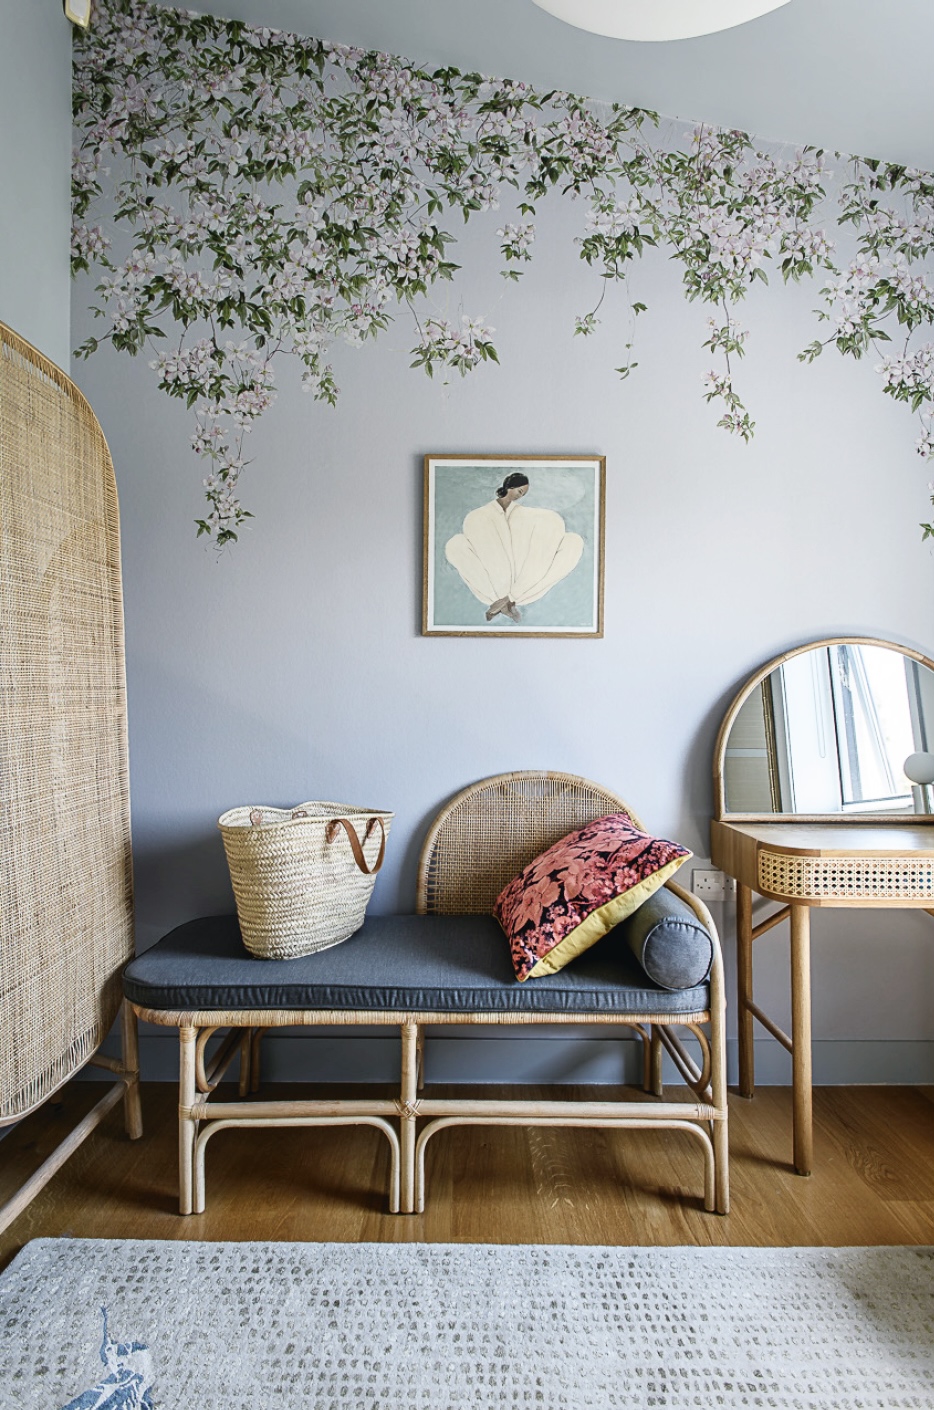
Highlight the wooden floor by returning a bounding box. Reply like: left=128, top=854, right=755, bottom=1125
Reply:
left=2, top=1081, right=934, bottom=1270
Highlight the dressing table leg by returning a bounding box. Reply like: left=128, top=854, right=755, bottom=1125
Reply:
left=790, top=903, right=813, bottom=1176
left=737, top=884, right=755, bottom=1098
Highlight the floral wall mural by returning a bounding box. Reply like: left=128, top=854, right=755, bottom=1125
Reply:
left=72, top=0, right=934, bottom=546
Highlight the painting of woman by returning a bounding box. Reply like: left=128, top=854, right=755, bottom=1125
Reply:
left=423, top=455, right=604, bottom=637
left=444, top=472, right=585, bottom=624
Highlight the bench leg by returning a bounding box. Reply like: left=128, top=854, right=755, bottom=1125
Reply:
left=178, top=1026, right=198, bottom=1215
left=238, top=1029, right=252, bottom=1098
left=649, top=1025, right=664, bottom=1097
left=121, top=999, right=143, bottom=1140
left=400, top=1022, right=419, bottom=1214
left=714, top=1113, right=730, bottom=1214
left=416, top=1027, right=426, bottom=1091
left=250, top=1028, right=263, bottom=1093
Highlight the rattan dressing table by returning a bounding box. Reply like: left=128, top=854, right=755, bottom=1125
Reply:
left=710, top=637, right=934, bottom=1175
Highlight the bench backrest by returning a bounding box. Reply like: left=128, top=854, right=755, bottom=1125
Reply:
left=416, top=771, right=643, bottom=915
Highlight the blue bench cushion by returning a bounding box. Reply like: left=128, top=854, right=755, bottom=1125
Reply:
left=123, top=913, right=710, bottom=1016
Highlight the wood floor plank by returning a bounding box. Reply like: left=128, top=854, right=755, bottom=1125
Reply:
left=1, top=1080, right=934, bottom=1270
left=813, top=1086, right=934, bottom=1202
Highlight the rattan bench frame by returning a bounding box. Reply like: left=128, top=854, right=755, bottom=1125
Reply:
left=134, top=771, right=729, bottom=1215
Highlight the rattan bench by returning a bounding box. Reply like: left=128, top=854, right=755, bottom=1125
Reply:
left=124, top=772, right=729, bottom=1215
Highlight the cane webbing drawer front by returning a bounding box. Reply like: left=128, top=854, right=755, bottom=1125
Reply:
left=757, top=849, right=934, bottom=902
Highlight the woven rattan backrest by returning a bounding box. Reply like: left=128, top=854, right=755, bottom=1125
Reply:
left=416, top=771, right=643, bottom=915
left=0, top=323, right=133, bottom=1123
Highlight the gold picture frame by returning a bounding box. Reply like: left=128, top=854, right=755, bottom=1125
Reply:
left=64, top=0, right=92, bottom=28
left=422, top=454, right=605, bottom=638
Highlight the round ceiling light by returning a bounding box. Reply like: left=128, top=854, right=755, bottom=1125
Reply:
left=529, top=0, right=791, bottom=42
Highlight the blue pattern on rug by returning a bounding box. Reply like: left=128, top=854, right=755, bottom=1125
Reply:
left=60, top=1307, right=154, bottom=1410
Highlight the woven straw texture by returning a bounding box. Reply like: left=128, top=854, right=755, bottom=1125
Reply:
left=417, top=771, right=641, bottom=915
left=0, top=323, right=133, bottom=1123
left=219, top=801, right=393, bottom=959
left=759, top=848, right=934, bottom=901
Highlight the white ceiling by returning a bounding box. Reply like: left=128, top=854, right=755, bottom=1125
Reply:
left=155, top=0, right=934, bottom=168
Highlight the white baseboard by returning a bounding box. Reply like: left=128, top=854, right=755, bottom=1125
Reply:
left=80, top=1031, right=934, bottom=1087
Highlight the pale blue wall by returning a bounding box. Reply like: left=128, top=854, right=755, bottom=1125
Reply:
left=72, top=168, right=934, bottom=1086
left=0, top=1, right=72, bottom=368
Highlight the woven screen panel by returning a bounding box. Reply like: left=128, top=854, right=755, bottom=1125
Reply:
left=419, top=771, right=642, bottom=915
left=0, top=324, right=133, bottom=1122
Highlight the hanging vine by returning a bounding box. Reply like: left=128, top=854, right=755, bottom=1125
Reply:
left=72, top=0, right=934, bottom=545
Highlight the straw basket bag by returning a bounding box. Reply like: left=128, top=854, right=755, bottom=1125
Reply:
left=218, top=801, right=393, bottom=960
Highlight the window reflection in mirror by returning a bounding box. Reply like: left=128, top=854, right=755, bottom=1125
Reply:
left=723, top=643, right=934, bottom=816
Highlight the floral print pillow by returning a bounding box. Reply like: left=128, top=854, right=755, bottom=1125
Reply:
left=494, top=814, right=692, bottom=982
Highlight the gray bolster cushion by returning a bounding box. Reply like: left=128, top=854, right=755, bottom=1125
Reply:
left=616, top=886, right=713, bottom=990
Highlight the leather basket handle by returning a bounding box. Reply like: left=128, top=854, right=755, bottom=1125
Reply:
left=325, top=816, right=386, bottom=875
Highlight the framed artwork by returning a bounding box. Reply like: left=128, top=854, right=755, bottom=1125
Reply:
left=422, top=455, right=605, bottom=638
left=64, top=0, right=92, bottom=26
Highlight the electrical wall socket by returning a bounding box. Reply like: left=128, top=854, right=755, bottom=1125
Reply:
left=691, top=867, right=726, bottom=902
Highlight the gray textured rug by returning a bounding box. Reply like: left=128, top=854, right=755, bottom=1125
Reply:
left=1, top=1240, right=932, bottom=1408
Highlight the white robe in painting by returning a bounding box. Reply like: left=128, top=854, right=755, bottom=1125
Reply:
left=445, top=499, right=584, bottom=610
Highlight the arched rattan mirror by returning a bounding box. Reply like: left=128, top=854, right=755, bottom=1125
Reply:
left=714, top=637, right=934, bottom=822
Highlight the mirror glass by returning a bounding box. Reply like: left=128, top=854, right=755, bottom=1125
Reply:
left=721, top=641, right=934, bottom=817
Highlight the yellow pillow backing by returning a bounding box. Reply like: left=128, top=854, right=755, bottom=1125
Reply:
left=494, top=813, right=691, bottom=981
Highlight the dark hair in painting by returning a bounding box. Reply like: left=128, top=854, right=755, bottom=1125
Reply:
left=495, top=472, right=530, bottom=499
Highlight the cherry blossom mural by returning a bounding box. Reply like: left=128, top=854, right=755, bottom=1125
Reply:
left=72, top=0, right=934, bottom=545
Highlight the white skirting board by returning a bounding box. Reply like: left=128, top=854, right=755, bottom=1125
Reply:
left=81, top=1030, right=934, bottom=1087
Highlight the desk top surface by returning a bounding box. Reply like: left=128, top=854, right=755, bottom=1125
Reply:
left=712, top=818, right=934, bottom=857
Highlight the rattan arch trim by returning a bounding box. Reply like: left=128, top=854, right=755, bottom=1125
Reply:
left=416, top=769, right=644, bottom=915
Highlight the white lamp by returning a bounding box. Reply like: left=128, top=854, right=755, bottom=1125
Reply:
left=903, top=751, right=934, bottom=813
left=904, top=752, right=934, bottom=785
left=529, top=0, right=791, bottom=42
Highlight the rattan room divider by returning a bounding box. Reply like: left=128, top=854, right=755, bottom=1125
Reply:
left=0, top=322, right=141, bottom=1231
